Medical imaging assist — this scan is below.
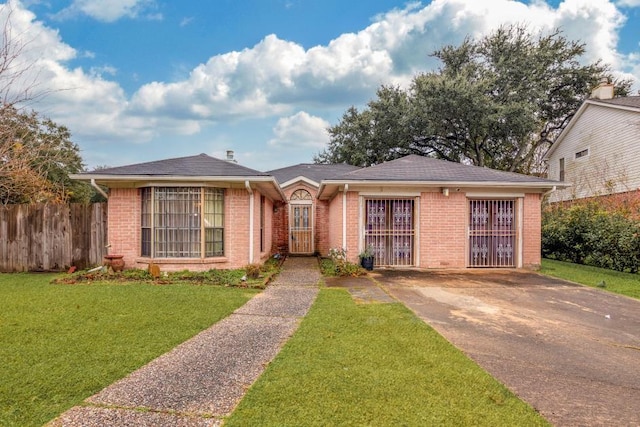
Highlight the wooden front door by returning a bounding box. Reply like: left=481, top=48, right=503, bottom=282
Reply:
left=468, top=199, right=516, bottom=267
left=290, top=204, right=313, bottom=254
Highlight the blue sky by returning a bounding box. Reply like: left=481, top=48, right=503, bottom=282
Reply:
left=3, top=0, right=640, bottom=171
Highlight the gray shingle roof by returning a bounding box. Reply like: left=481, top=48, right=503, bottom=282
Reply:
left=268, top=163, right=361, bottom=185
left=592, top=96, right=640, bottom=109
left=334, top=155, right=556, bottom=183
left=83, top=153, right=269, bottom=177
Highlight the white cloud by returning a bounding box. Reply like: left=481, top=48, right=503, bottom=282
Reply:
left=53, top=0, right=160, bottom=23
left=617, top=0, right=640, bottom=6
left=180, top=16, right=194, bottom=27
left=2, top=0, right=639, bottom=164
left=268, top=112, right=330, bottom=149
left=126, top=0, right=639, bottom=126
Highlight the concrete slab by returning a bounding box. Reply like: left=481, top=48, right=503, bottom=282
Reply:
left=376, top=269, right=640, bottom=427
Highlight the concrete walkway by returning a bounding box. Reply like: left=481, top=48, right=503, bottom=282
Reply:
left=49, top=257, right=320, bottom=427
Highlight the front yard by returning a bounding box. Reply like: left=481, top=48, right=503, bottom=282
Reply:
left=226, top=288, right=548, bottom=426
left=4, top=259, right=635, bottom=426
left=0, top=273, right=258, bottom=426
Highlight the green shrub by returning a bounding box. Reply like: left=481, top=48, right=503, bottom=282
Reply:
left=321, top=248, right=366, bottom=277
left=244, top=264, right=261, bottom=279
left=542, top=202, right=640, bottom=273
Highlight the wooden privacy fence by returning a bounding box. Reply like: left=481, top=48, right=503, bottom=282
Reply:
left=0, top=203, right=108, bottom=272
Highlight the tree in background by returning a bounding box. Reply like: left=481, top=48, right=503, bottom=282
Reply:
left=316, top=25, right=632, bottom=173
left=0, top=105, right=91, bottom=204
left=0, top=5, right=93, bottom=204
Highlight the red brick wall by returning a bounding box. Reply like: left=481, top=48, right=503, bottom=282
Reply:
left=271, top=201, right=288, bottom=254
left=327, top=189, right=544, bottom=269
left=223, top=188, right=250, bottom=268
left=107, top=187, right=261, bottom=271
left=315, top=199, right=330, bottom=256
left=419, top=191, right=468, bottom=268
left=107, top=188, right=141, bottom=264
left=327, top=192, right=344, bottom=254
left=522, top=193, right=542, bottom=268
left=344, top=192, right=360, bottom=262
left=108, top=185, right=544, bottom=271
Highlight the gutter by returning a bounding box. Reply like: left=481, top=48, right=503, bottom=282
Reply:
left=245, top=180, right=254, bottom=263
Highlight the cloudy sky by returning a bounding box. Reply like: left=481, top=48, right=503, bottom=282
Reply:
left=2, top=0, right=639, bottom=171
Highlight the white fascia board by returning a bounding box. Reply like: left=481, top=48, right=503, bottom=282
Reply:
left=320, top=179, right=563, bottom=189
left=71, top=174, right=276, bottom=182
left=587, top=99, right=640, bottom=113
left=71, top=174, right=286, bottom=201
left=280, top=176, right=320, bottom=189
left=543, top=101, right=591, bottom=160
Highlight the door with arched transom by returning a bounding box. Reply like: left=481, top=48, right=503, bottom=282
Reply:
left=289, top=189, right=314, bottom=254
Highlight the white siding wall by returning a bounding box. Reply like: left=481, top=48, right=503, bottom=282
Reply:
left=547, top=104, right=640, bottom=202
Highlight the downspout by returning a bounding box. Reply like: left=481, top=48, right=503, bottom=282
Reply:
left=91, top=179, right=108, bottom=199
left=245, top=181, right=254, bottom=264
left=543, top=185, right=557, bottom=197
left=342, top=184, right=348, bottom=250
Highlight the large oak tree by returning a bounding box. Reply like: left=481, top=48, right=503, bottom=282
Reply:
left=316, top=25, right=632, bottom=173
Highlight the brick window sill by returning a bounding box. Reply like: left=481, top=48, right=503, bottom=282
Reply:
left=135, top=257, right=229, bottom=265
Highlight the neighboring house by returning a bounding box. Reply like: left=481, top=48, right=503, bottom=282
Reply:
left=74, top=153, right=561, bottom=271
left=545, top=82, right=640, bottom=202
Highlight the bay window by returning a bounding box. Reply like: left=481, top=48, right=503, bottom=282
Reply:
left=141, top=187, right=224, bottom=258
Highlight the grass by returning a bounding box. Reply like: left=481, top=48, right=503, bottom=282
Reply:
left=226, top=289, right=548, bottom=426
left=541, top=258, right=640, bottom=299
left=0, top=273, right=259, bottom=427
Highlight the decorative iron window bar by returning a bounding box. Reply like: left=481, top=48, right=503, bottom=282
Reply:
left=364, top=198, right=415, bottom=267
left=468, top=199, right=516, bottom=267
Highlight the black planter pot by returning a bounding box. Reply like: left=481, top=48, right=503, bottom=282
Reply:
left=360, top=256, right=374, bottom=271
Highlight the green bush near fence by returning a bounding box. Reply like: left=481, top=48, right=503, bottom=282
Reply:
left=542, top=202, right=640, bottom=273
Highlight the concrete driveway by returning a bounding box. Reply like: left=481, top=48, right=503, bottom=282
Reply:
left=371, top=269, right=640, bottom=427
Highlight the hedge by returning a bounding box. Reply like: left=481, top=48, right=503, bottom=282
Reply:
left=542, top=202, right=640, bottom=273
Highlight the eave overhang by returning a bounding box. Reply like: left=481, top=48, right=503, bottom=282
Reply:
left=70, top=174, right=286, bottom=202
left=317, top=179, right=568, bottom=200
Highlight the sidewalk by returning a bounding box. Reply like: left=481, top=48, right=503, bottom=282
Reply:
left=49, top=257, right=320, bottom=427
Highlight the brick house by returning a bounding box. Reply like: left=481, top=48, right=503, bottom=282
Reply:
left=74, top=153, right=561, bottom=271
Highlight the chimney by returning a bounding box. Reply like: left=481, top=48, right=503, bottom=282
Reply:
left=590, top=77, right=614, bottom=100
left=226, top=150, right=237, bottom=163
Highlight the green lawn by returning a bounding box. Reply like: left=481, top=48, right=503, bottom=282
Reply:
left=541, top=258, right=640, bottom=299
left=226, top=288, right=548, bottom=426
left=0, top=273, right=258, bottom=427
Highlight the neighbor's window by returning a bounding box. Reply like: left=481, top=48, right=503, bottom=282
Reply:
left=559, top=157, right=565, bottom=181
left=141, top=187, right=224, bottom=258
left=575, top=148, right=589, bottom=159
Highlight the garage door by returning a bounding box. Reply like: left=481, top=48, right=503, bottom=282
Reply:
left=468, top=199, right=515, bottom=267
left=364, top=199, right=414, bottom=266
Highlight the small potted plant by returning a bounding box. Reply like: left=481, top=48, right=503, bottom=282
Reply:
left=359, top=245, right=375, bottom=271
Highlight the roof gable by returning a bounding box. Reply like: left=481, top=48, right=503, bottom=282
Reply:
left=545, top=96, right=640, bottom=159
left=268, top=163, right=361, bottom=187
